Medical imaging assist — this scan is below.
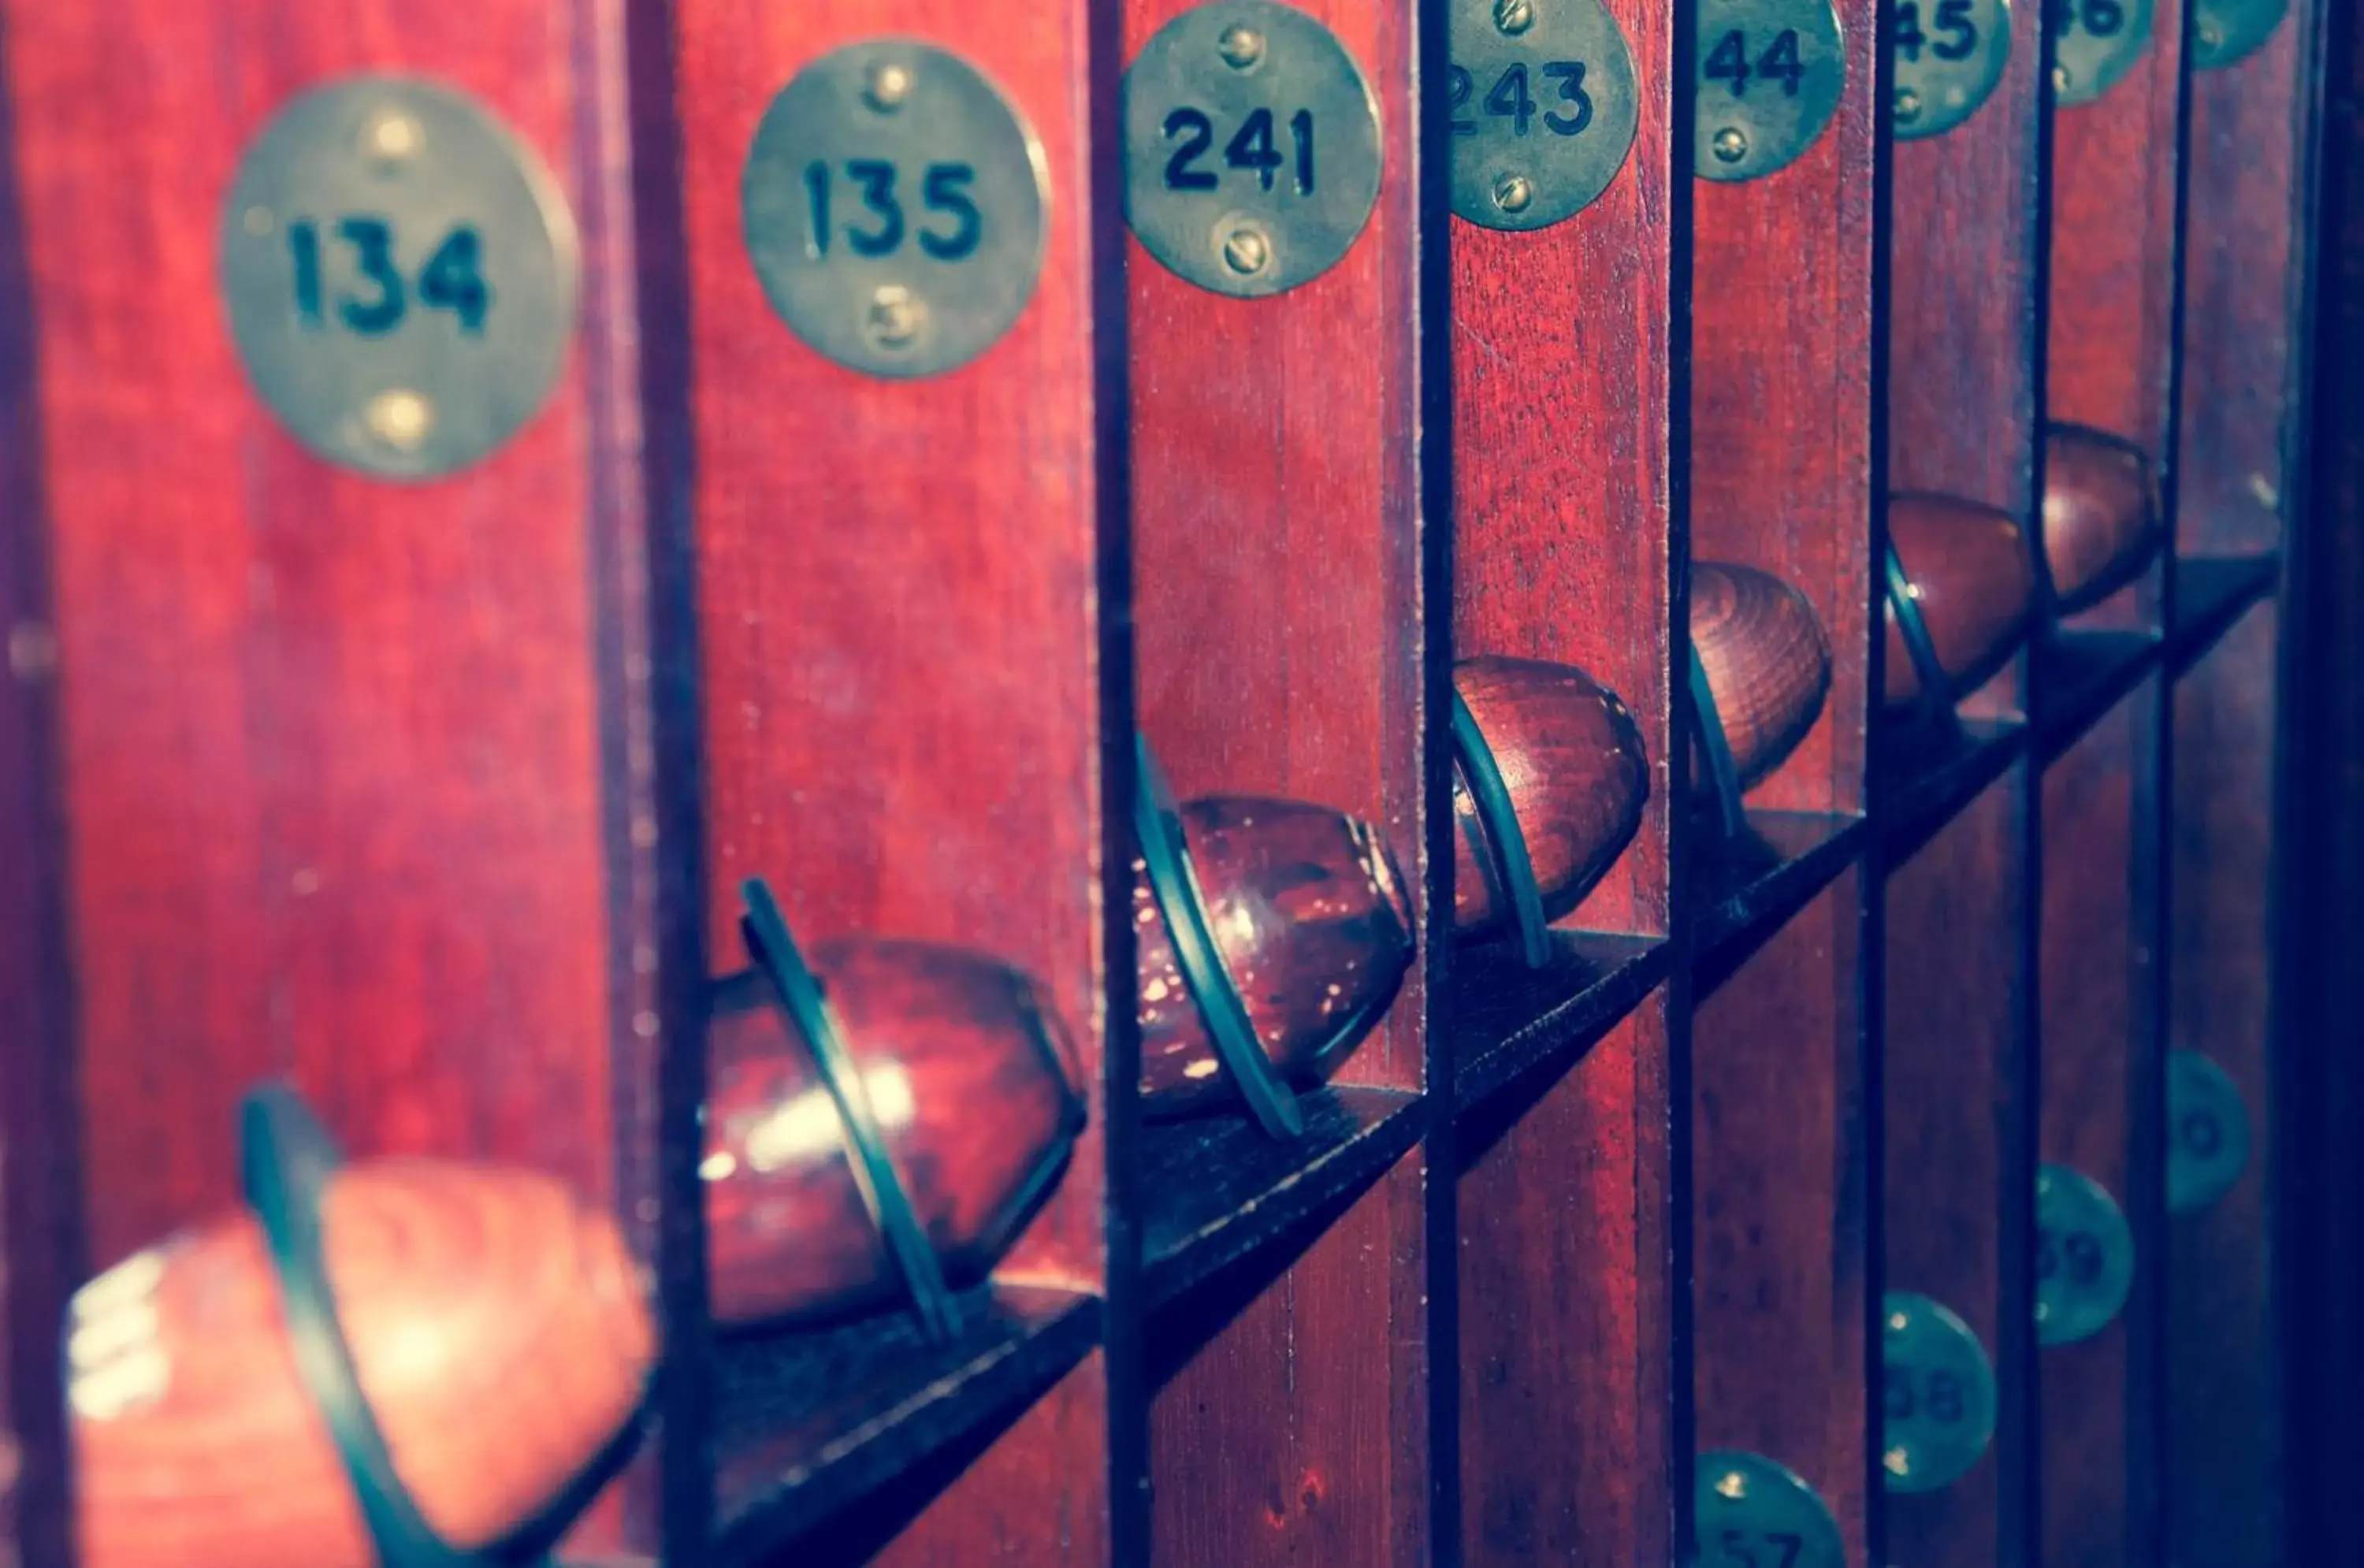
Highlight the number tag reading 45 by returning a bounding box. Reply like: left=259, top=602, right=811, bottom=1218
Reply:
left=2034, top=1162, right=2135, bottom=1347
left=1890, top=0, right=2013, bottom=140
left=1693, top=0, right=1846, bottom=182
left=1881, top=1291, right=1999, bottom=1494
left=1448, top=0, right=1639, bottom=230
left=2049, top=0, right=2154, bottom=105
left=220, top=76, right=580, bottom=481
left=1694, top=1451, right=1845, bottom=1568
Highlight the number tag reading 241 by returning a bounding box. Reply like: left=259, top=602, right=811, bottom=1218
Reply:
left=1447, top=0, right=1639, bottom=231
left=219, top=76, right=580, bottom=481
left=1890, top=0, right=2012, bottom=140
left=2034, top=1162, right=2135, bottom=1347
left=1693, top=0, right=1846, bottom=181
left=2048, top=0, right=2154, bottom=105
left=742, top=41, right=1050, bottom=379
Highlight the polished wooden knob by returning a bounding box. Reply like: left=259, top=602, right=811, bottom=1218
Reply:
left=1885, top=492, right=2038, bottom=710
left=1451, top=656, right=1650, bottom=937
left=1691, top=560, right=1832, bottom=793
left=1138, top=797, right=1414, bottom=1117
left=2043, top=422, right=2161, bottom=612
left=72, top=1162, right=652, bottom=1568
left=704, top=938, right=1085, bottom=1328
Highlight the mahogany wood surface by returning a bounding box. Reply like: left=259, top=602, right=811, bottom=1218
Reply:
left=1690, top=561, right=1836, bottom=795
left=1886, top=492, right=2039, bottom=711
left=2167, top=605, right=2280, bottom=1568
left=1137, top=796, right=1414, bottom=1118
left=1451, top=656, right=1651, bottom=942
left=1883, top=768, right=2029, bottom=1568
left=71, top=1161, right=652, bottom=1568
left=2043, top=423, right=2165, bottom=613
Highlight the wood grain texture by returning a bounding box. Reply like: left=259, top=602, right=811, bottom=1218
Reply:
left=1690, top=561, right=1834, bottom=793
left=1459, top=1001, right=1674, bottom=1567
left=2179, top=2, right=2317, bottom=555
left=1886, top=492, right=2038, bottom=711
left=0, top=0, right=642, bottom=1268
left=2166, top=604, right=2280, bottom=1568
left=2037, top=689, right=2149, bottom=1568
left=1453, top=0, right=1674, bottom=939
left=1150, top=1150, right=1426, bottom=1568
left=1693, top=879, right=1868, bottom=1566
left=1883, top=767, right=2028, bottom=1568
left=1691, top=0, right=1878, bottom=816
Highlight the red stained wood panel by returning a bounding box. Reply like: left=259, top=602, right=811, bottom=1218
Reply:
left=1459, top=1003, right=1675, bottom=1566
left=873, top=1357, right=1112, bottom=1567
left=1883, top=769, right=2028, bottom=1568
left=2167, top=604, right=2280, bottom=1568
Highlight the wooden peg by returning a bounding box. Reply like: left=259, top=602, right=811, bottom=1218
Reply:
left=2043, top=422, right=2163, bottom=612
left=71, top=1164, right=652, bottom=1568
left=1690, top=561, right=1834, bottom=793
left=1885, top=492, right=2039, bottom=710
left=1451, top=656, right=1651, bottom=938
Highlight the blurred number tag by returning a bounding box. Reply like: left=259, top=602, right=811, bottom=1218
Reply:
left=219, top=76, right=580, bottom=481
left=1448, top=0, right=1640, bottom=230
left=2168, top=1049, right=2252, bottom=1214
left=1890, top=0, right=2013, bottom=139
left=2048, top=0, right=2154, bottom=105
left=1881, top=1291, right=1999, bottom=1493
left=1123, top=0, right=1383, bottom=298
left=2034, top=1162, right=2135, bottom=1346
left=743, top=41, right=1050, bottom=379
left=1695, top=0, right=1847, bottom=181
left=2193, top=0, right=2288, bottom=69
left=1695, top=1450, right=1846, bottom=1568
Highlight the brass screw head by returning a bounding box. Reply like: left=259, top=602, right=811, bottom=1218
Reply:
left=1492, top=173, right=1534, bottom=214
left=865, top=284, right=926, bottom=347
left=1712, top=126, right=1749, bottom=164
left=359, top=110, right=423, bottom=170
left=1496, top=0, right=1536, bottom=34
left=1895, top=86, right=1924, bottom=123
left=1217, top=24, right=1267, bottom=69
left=1715, top=1470, right=1749, bottom=1501
left=1221, top=223, right=1271, bottom=275
left=2199, top=21, right=2224, bottom=47
left=363, top=388, right=433, bottom=452
left=2053, top=63, right=2074, bottom=91
left=864, top=62, right=914, bottom=113
left=1885, top=1445, right=1912, bottom=1477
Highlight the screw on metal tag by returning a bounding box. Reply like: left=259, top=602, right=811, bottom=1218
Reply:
left=1694, top=1451, right=1847, bottom=1568
left=743, top=40, right=1050, bottom=379
left=2047, top=0, right=2154, bottom=106
left=2034, top=1162, right=2135, bottom=1347
left=219, top=76, right=580, bottom=482
left=1448, top=0, right=1640, bottom=230
left=1122, top=0, right=1383, bottom=298
left=2192, top=0, right=2288, bottom=69
left=2168, top=1048, right=2252, bottom=1215
left=1881, top=1291, right=1999, bottom=1494
left=1694, top=0, right=1846, bottom=181
left=1890, top=0, right=2013, bottom=140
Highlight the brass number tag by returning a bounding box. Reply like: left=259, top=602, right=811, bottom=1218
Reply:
left=219, top=76, right=580, bottom=481
left=1881, top=1291, right=1999, bottom=1494
left=2049, top=0, right=2154, bottom=105
left=2167, top=1049, right=2252, bottom=1215
left=1123, top=0, right=1384, bottom=299
left=1448, top=0, right=1640, bottom=230
left=742, top=42, right=1050, bottom=379
left=2034, top=1162, right=2135, bottom=1346
left=1694, top=1451, right=1846, bottom=1568
left=1695, top=0, right=1847, bottom=182
left=1890, top=0, right=2012, bottom=140
left=2193, top=0, right=2288, bottom=69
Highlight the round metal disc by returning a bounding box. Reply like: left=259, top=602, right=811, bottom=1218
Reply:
left=1449, top=0, right=1641, bottom=230
left=2168, top=1048, right=2253, bottom=1215
left=1693, top=0, right=1847, bottom=182
left=1881, top=1291, right=2000, bottom=1494
left=2193, top=0, right=2288, bottom=69
left=2050, top=0, right=2155, bottom=106
left=1694, top=1451, right=1846, bottom=1568
left=1123, top=0, right=1383, bottom=298
left=219, top=75, right=580, bottom=482
left=743, top=40, right=1050, bottom=379
left=1892, top=0, right=2014, bottom=140
left=2035, top=1162, right=2135, bottom=1347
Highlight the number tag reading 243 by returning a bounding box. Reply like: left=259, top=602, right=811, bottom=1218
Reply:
left=1693, top=0, right=1846, bottom=181
left=1447, top=0, right=1639, bottom=231
left=1889, top=0, right=2012, bottom=140
left=219, top=76, right=580, bottom=481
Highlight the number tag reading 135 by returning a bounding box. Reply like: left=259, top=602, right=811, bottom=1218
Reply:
left=219, top=76, right=581, bottom=481
left=1890, top=0, right=2012, bottom=140
left=1447, top=0, right=1640, bottom=230
left=1694, top=0, right=1846, bottom=181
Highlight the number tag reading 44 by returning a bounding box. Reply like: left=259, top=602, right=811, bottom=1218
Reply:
left=1880, top=1291, right=1999, bottom=1494
left=1448, top=0, right=1639, bottom=231
left=219, top=76, right=580, bottom=481
left=1694, top=0, right=1846, bottom=181
left=1890, top=0, right=2013, bottom=140
left=1123, top=0, right=1383, bottom=299
left=2049, top=0, right=2154, bottom=105
left=2034, top=1162, right=2135, bottom=1347
left=743, top=42, right=1050, bottom=379
left=1694, top=1451, right=1845, bottom=1568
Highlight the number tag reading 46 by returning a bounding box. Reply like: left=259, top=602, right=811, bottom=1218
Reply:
left=220, top=76, right=580, bottom=481
left=1447, top=0, right=1639, bottom=231
left=1890, top=0, right=2013, bottom=140
left=1694, top=0, right=1845, bottom=181
left=2034, top=1162, right=2135, bottom=1347
left=2049, top=0, right=2154, bottom=105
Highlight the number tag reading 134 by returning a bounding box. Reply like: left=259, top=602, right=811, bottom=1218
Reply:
left=219, top=76, right=581, bottom=481
left=1890, top=0, right=2013, bottom=140
left=1694, top=0, right=1846, bottom=181
left=1694, top=1451, right=1845, bottom=1568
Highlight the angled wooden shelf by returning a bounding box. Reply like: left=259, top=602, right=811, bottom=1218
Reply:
left=1695, top=810, right=1868, bottom=984
left=1878, top=716, right=2032, bottom=866
left=2170, top=553, right=2282, bottom=676
left=2035, top=630, right=2164, bottom=764
left=1451, top=931, right=1668, bottom=1114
